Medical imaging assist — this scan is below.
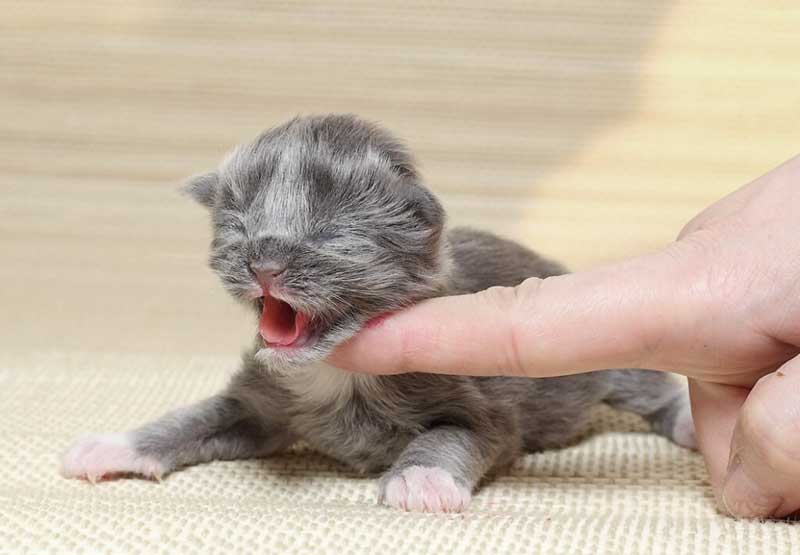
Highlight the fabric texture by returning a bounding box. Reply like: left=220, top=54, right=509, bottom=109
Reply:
left=2, top=351, right=798, bottom=554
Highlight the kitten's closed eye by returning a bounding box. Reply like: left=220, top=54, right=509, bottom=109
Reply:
left=308, top=230, right=341, bottom=244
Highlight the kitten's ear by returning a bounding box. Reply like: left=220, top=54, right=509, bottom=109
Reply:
left=404, top=182, right=445, bottom=232
left=181, top=171, right=219, bottom=208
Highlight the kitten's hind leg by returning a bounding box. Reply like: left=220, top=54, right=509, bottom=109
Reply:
left=378, top=425, right=515, bottom=513
left=603, top=369, right=696, bottom=449
left=61, top=395, right=292, bottom=482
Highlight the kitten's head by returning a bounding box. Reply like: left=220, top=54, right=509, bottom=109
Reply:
left=184, top=114, right=449, bottom=368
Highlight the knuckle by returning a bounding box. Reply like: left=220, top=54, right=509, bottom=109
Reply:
left=395, top=321, right=430, bottom=374
left=514, top=277, right=545, bottom=310
left=477, top=282, right=535, bottom=377
left=476, top=284, right=521, bottom=312
left=738, top=388, right=800, bottom=474
left=506, top=279, right=545, bottom=377
left=505, top=323, right=527, bottom=377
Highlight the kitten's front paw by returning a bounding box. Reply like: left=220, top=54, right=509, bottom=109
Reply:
left=61, top=433, right=165, bottom=483
left=380, top=466, right=472, bottom=513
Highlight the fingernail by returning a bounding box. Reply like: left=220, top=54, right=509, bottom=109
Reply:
left=721, top=466, right=783, bottom=519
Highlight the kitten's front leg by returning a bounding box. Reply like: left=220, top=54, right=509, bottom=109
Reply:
left=61, top=394, right=292, bottom=482
left=379, top=425, right=515, bottom=513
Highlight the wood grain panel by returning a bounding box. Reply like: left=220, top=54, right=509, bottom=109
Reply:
left=2, top=1, right=797, bottom=355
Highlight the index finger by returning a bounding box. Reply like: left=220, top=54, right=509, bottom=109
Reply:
left=328, top=248, right=696, bottom=376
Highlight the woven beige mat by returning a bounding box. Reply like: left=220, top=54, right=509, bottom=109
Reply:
left=2, top=352, right=796, bottom=554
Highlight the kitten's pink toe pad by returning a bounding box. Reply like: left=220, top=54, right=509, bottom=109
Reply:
left=61, top=433, right=164, bottom=482
left=382, top=466, right=471, bottom=513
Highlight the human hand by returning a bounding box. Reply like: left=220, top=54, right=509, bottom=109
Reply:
left=328, top=155, right=800, bottom=518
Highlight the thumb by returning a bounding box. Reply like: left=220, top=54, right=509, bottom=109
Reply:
left=328, top=247, right=696, bottom=376
left=718, top=356, right=800, bottom=518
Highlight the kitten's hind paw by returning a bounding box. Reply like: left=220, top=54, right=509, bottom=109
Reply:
left=672, top=399, right=698, bottom=450
left=61, top=433, right=165, bottom=483
left=380, top=466, right=472, bottom=513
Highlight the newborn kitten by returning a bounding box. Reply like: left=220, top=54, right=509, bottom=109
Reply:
left=62, top=114, right=695, bottom=513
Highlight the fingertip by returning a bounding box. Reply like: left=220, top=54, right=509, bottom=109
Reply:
left=711, top=359, right=800, bottom=519
left=721, top=463, right=784, bottom=519
left=326, top=314, right=406, bottom=374
left=364, top=313, right=394, bottom=330
left=687, top=379, right=746, bottom=498
left=326, top=292, right=512, bottom=376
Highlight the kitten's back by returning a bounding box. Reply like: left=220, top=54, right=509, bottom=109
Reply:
left=447, top=227, right=565, bottom=294
left=445, top=227, right=696, bottom=451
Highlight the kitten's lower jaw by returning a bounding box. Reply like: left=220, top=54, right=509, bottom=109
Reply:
left=258, top=325, right=321, bottom=361
left=254, top=321, right=361, bottom=371
left=254, top=340, right=327, bottom=370
left=262, top=331, right=315, bottom=351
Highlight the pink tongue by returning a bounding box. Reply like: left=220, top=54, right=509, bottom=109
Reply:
left=259, top=295, right=304, bottom=346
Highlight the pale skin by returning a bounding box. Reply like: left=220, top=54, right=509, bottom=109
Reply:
left=329, top=154, right=800, bottom=519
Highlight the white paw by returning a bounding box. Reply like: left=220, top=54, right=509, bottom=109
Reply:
left=381, top=466, right=472, bottom=513
left=60, top=433, right=165, bottom=483
left=672, top=400, right=698, bottom=450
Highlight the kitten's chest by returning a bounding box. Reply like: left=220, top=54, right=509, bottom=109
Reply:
left=279, top=362, right=368, bottom=409
left=278, top=363, right=413, bottom=472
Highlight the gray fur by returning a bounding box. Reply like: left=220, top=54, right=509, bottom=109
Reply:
left=76, top=115, right=695, bottom=510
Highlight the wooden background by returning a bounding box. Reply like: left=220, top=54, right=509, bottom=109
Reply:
left=2, top=1, right=798, bottom=357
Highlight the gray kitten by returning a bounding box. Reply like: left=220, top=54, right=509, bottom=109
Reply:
left=62, top=114, right=695, bottom=513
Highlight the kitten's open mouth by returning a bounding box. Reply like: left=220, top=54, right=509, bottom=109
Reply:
left=258, top=294, right=311, bottom=349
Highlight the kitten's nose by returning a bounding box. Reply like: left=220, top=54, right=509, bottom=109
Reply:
left=250, top=260, right=287, bottom=290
